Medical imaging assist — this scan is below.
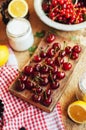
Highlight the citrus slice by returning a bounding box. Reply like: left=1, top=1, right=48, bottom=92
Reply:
left=8, top=0, right=28, bottom=18
left=67, top=100, right=86, bottom=124
left=0, top=45, right=9, bottom=66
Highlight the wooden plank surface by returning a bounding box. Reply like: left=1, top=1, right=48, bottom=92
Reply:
left=0, top=0, right=86, bottom=129
left=9, top=34, right=84, bottom=113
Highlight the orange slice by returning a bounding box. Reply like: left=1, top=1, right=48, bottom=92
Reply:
left=67, top=100, right=86, bottom=124
left=8, top=0, right=28, bottom=18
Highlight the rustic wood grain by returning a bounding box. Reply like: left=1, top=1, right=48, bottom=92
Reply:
left=9, top=34, right=85, bottom=113
left=0, top=0, right=86, bottom=129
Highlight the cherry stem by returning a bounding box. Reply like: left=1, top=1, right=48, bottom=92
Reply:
left=49, top=71, right=54, bottom=83
left=63, top=41, right=66, bottom=50
left=44, top=91, right=47, bottom=99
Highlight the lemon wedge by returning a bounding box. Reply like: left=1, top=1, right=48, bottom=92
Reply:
left=0, top=45, right=9, bottom=66
left=67, top=100, right=86, bottom=124
left=8, top=0, right=28, bottom=18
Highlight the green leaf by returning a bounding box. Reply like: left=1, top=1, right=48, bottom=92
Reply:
left=34, top=30, right=45, bottom=38
left=28, top=45, right=37, bottom=56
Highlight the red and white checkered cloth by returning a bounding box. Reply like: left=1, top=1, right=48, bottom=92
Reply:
left=0, top=47, right=65, bottom=130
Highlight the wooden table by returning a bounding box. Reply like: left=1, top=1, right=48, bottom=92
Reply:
left=0, top=0, right=86, bottom=129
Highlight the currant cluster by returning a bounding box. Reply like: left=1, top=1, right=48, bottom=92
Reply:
left=15, top=32, right=82, bottom=107
left=0, top=99, right=4, bottom=118
left=42, top=0, right=86, bottom=24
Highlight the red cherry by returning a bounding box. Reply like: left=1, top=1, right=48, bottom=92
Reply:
left=25, top=79, right=35, bottom=90
left=47, top=48, right=55, bottom=58
left=46, top=33, right=56, bottom=43
left=16, top=79, right=25, bottom=91
left=71, top=52, right=79, bottom=60
left=24, top=65, right=33, bottom=75
left=52, top=0, right=58, bottom=6
left=49, top=72, right=57, bottom=81
left=50, top=65, right=58, bottom=74
left=72, top=45, right=82, bottom=53
left=41, top=64, right=49, bottom=74
left=62, top=62, right=72, bottom=70
left=39, top=76, right=49, bottom=86
left=33, top=55, right=42, bottom=62
left=50, top=80, right=60, bottom=89
left=45, top=58, right=54, bottom=66
left=45, top=89, right=51, bottom=97
left=40, top=51, right=47, bottom=58
left=34, top=64, right=41, bottom=72
left=65, top=46, right=72, bottom=55
left=55, top=57, right=64, bottom=66
left=42, top=96, right=52, bottom=106
left=52, top=42, right=61, bottom=51
left=42, top=2, right=49, bottom=13
left=56, top=71, right=65, bottom=80
left=19, top=74, right=27, bottom=83
left=32, top=94, right=42, bottom=103
left=32, top=86, right=42, bottom=94
left=59, top=50, right=66, bottom=57
left=36, top=86, right=42, bottom=94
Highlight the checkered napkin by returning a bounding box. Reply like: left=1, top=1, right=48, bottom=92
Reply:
left=0, top=48, right=65, bottom=130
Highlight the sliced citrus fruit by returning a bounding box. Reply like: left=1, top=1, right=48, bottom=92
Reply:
left=8, top=0, right=28, bottom=18
left=0, top=45, right=9, bottom=66
left=67, top=100, right=86, bottom=124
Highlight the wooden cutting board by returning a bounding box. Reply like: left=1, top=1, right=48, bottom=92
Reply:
left=9, top=32, right=84, bottom=112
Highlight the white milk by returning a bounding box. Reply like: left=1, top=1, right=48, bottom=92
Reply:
left=6, top=18, right=34, bottom=51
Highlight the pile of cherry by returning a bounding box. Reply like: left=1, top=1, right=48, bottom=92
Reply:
left=42, top=0, right=86, bottom=24
left=16, top=32, right=82, bottom=107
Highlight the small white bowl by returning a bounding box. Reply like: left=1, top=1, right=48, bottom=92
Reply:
left=34, top=0, right=86, bottom=31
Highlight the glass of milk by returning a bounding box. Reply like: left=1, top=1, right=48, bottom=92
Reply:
left=6, top=18, right=34, bottom=51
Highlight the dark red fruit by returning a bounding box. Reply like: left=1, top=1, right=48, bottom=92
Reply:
left=59, top=50, right=66, bottom=57
left=45, top=58, right=54, bottom=66
left=50, top=65, right=58, bottom=74
left=42, top=2, right=49, bottom=13
left=41, top=64, right=49, bottom=73
left=46, top=33, right=56, bottom=43
left=55, top=57, right=64, bottom=66
left=24, top=65, right=33, bottom=75
left=40, top=51, right=47, bottom=58
left=45, top=89, right=51, bottom=97
left=36, top=86, right=42, bottom=93
left=56, top=71, right=65, bottom=80
left=72, top=45, right=82, bottom=53
left=50, top=80, right=60, bottom=89
left=25, top=79, right=35, bottom=90
left=42, top=96, right=52, bottom=106
left=19, top=74, right=27, bottom=83
left=16, top=79, right=25, bottom=91
left=52, top=0, right=58, bottom=6
left=47, top=48, right=55, bottom=57
left=34, top=64, right=41, bottom=71
left=32, top=86, right=42, bottom=94
left=33, top=55, right=42, bottom=62
left=65, top=46, right=72, bottom=55
left=52, top=42, right=61, bottom=51
left=71, top=52, right=79, bottom=60
left=48, top=72, right=57, bottom=82
left=39, top=76, right=49, bottom=86
left=32, top=94, right=42, bottom=103
left=62, top=62, right=72, bottom=70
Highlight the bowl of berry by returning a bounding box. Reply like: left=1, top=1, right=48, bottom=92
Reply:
left=34, top=0, right=86, bottom=31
